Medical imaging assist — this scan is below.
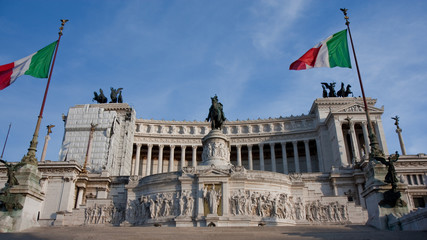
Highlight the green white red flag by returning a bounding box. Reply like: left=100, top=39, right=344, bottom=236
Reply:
left=290, top=29, right=351, bottom=70
left=0, top=41, right=57, bottom=90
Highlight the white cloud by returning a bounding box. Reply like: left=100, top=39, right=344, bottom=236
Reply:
left=250, top=0, right=307, bottom=58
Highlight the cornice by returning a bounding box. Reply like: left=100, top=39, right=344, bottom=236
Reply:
left=73, top=103, right=133, bottom=112
left=310, top=97, right=378, bottom=113
left=135, top=114, right=316, bottom=125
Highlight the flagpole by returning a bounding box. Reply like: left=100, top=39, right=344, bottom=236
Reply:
left=340, top=8, right=385, bottom=162
left=1, top=123, right=12, bottom=160
left=21, top=19, right=68, bottom=166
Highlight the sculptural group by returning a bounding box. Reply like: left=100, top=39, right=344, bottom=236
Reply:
left=321, top=82, right=353, bottom=98
left=93, top=87, right=123, bottom=103
left=122, top=191, right=195, bottom=226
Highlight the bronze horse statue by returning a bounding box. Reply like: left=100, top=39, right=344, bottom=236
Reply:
left=93, top=89, right=107, bottom=103
left=321, top=82, right=337, bottom=97
left=337, top=82, right=345, bottom=97
left=110, top=87, right=123, bottom=103
left=344, top=84, right=353, bottom=97
left=206, top=95, right=226, bottom=130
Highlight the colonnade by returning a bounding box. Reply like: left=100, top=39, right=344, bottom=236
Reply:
left=340, top=120, right=386, bottom=166
left=130, top=139, right=322, bottom=177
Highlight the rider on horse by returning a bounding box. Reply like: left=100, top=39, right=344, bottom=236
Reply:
left=206, top=95, right=226, bottom=130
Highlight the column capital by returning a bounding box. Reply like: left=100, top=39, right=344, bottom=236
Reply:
left=303, top=139, right=309, bottom=144
left=147, top=143, right=153, bottom=148
left=269, top=142, right=275, bottom=147
left=170, top=145, right=175, bottom=150
left=180, top=145, right=187, bottom=149
left=192, top=145, right=198, bottom=150
left=158, top=144, right=164, bottom=149
left=236, top=144, right=242, bottom=149
left=136, top=143, right=142, bottom=147
left=292, top=140, right=298, bottom=145
left=258, top=143, right=264, bottom=147
left=280, top=141, right=287, bottom=146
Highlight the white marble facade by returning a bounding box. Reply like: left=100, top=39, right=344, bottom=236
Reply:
left=1, top=97, right=426, bottom=228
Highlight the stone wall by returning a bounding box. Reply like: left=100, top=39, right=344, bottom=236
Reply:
left=59, top=103, right=135, bottom=175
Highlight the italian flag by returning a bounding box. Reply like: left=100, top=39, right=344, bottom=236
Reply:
left=289, top=29, right=351, bottom=70
left=0, top=41, right=57, bottom=90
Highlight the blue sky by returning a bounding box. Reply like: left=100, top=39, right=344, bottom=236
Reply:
left=0, top=0, right=426, bottom=163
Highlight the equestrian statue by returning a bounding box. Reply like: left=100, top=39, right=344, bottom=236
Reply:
left=206, top=95, right=226, bottom=130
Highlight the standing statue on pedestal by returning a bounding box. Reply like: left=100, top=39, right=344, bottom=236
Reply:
left=0, top=160, right=26, bottom=187
left=206, top=95, right=226, bottom=130
left=0, top=160, right=26, bottom=212
left=378, top=151, right=406, bottom=207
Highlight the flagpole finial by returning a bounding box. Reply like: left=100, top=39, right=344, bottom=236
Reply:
left=59, top=19, right=69, bottom=36
left=340, top=8, right=350, bottom=26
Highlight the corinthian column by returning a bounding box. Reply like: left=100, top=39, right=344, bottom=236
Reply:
left=348, top=121, right=360, bottom=164
left=304, top=140, right=312, bottom=173
left=180, top=145, right=186, bottom=170
left=158, top=144, right=164, bottom=174
left=292, top=141, right=300, bottom=173
left=247, top=144, right=253, bottom=170
left=192, top=145, right=197, bottom=167
left=40, top=135, right=51, bottom=163
left=134, top=143, right=142, bottom=176
left=270, top=143, right=276, bottom=172
left=146, top=144, right=153, bottom=176
left=236, top=145, right=242, bottom=166
left=361, top=121, right=370, bottom=159
left=259, top=143, right=265, bottom=171
left=169, top=145, right=175, bottom=172
left=281, top=142, right=288, bottom=174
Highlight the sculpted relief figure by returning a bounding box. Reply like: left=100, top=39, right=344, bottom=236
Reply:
left=183, top=190, right=194, bottom=217
left=111, top=205, right=125, bottom=225
left=203, top=184, right=222, bottom=215
left=295, top=198, right=305, bottom=220
left=84, top=203, right=114, bottom=225
left=304, top=200, right=348, bottom=223
left=178, top=192, right=185, bottom=216
left=203, top=141, right=229, bottom=161
left=149, top=197, right=156, bottom=219
left=140, top=196, right=150, bottom=223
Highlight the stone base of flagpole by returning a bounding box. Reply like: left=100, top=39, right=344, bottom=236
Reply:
left=0, top=164, right=44, bottom=232
left=361, top=162, right=409, bottom=230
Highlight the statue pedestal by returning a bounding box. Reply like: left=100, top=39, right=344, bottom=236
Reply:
left=1, top=164, right=44, bottom=232
left=362, top=161, right=409, bottom=230
left=200, top=130, right=231, bottom=167
left=175, top=215, right=194, bottom=227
